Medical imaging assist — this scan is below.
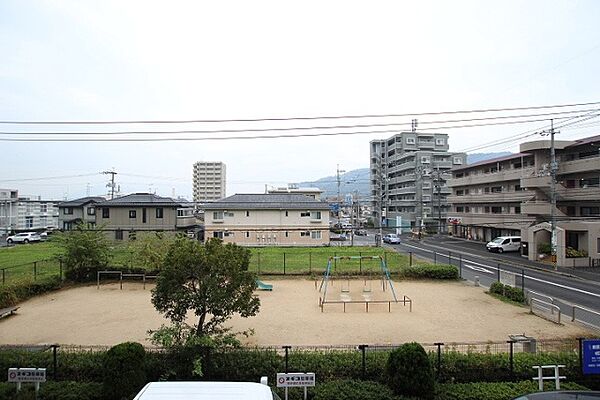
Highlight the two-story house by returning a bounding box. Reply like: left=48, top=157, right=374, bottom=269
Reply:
left=95, top=193, right=198, bottom=240
left=203, top=193, right=331, bottom=246
left=58, top=196, right=105, bottom=230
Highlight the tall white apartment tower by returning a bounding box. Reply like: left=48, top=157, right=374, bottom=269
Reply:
left=193, top=161, right=227, bottom=202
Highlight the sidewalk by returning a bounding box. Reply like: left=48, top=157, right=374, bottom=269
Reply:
left=420, top=234, right=600, bottom=283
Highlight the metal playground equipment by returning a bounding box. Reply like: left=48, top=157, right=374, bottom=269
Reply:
left=96, top=270, right=157, bottom=290
left=318, top=256, right=412, bottom=313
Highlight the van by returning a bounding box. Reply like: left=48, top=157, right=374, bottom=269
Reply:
left=133, top=381, right=281, bottom=400
left=486, top=236, right=521, bottom=253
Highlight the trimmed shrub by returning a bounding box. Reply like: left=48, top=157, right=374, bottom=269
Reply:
left=0, top=276, right=62, bottom=308
left=313, top=380, right=396, bottom=400
left=102, top=342, right=146, bottom=400
left=403, top=264, right=459, bottom=280
left=387, top=342, right=435, bottom=399
left=489, top=282, right=525, bottom=303
left=435, top=381, right=589, bottom=400
left=0, top=381, right=102, bottom=400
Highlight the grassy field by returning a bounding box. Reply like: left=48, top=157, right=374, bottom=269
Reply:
left=0, top=240, right=409, bottom=284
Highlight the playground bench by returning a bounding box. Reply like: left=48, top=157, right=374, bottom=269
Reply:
left=0, top=306, right=20, bottom=319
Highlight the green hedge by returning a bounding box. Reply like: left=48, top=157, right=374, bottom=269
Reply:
left=489, top=282, right=525, bottom=303
left=0, top=381, right=103, bottom=400
left=313, top=380, right=397, bottom=400
left=0, top=276, right=62, bottom=308
left=403, top=264, right=459, bottom=280
left=435, top=381, right=588, bottom=400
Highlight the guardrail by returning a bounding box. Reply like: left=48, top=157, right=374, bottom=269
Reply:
left=526, top=290, right=554, bottom=305
left=530, top=298, right=561, bottom=324
left=571, top=304, right=600, bottom=331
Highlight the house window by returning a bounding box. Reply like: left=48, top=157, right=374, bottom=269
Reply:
left=129, top=210, right=137, bottom=218
left=406, top=137, right=415, bottom=144
left=129, top=231, right=137, bottom=240
left=285, top=211, right=289, bottom=217
left=285, top=231, right=289, bottom=237
left=453, top=157, right=463, bottom=165
left=597, top=238, right=600, bottom=254
left=246, top=232, right=250, bottom=238
left=213, top=211, right=224, bottom=220
left=156, top=208, right=164, bottom=218
left=421, top=156, right=430, bottom=164
left=40, top=204, right=47, bottom=213
left=64, top=207, right=73, bottom=215
left=115, top=230, right=123, bottom=240
left=300, top=231, right=310, bottom=237
left=224, top=231, right=234, bottom=237
left=311, top=231, right=322, bottom=239
left=246, top=211, right=250, bottom=217
left=213, top=231, right=224, bottom=239
left=142, top=208, right=147, bottom=223
left=102, top=208, right=110, bottom=218
left=225, top=212, right=234, bottom=217
left=311, top=211, right=321, bottom=220
left=25, top=216, right=33, bottom=228
left=300, top=211, right=310, bottom=217
left=87, top=207, right=95, bottom=216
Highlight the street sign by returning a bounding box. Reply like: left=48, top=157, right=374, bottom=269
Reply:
left=276, top=372, right=316, bottom=387
left=582, top=339, right=600, bottom=375
left=7, top=368, right=46, bottom=383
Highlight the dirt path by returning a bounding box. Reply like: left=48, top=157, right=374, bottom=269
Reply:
left=0, top=279, right=589, bottom=346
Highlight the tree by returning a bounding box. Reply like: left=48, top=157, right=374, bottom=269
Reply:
left=58, top=223, right=111, bottom=281
left=386, top=342, right=435, bottom=399
left=126, top=232, right=175, bottom=271
left=151, top=237, right=260, bottom=338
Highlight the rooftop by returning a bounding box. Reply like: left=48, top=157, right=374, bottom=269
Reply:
left=96, top=193, right=182, bottom=207
left=58, top=196, right=106, bottom=207
left=452, top=152, right=529, bottom=171
left=203, top=193, right=330, bottom=210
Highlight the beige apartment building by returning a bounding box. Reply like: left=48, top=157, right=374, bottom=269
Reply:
left=267, top=184, right=323, bottom=200
left=203, top=193, right=330, bottom=246
left=193, top=161, right=226, bottom=202
left=95, top=193, right=198, bottom=240
left=447, top=134, right=600, bottom=267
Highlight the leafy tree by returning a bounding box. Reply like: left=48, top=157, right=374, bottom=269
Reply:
left=126, top=232, right=176, bottom=271
left=102, top=342, right=146, bottom=400
left=151, top=237, right=260, bottom=338
left=58, top=223, right=111, bottom=281
left=386, top=342, right=435, bottom=399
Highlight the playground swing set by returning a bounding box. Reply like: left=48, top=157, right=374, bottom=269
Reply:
left=318, top=255, right=412, bottom=313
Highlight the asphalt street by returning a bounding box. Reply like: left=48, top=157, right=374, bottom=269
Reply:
left=386, top=235, right=600, bottom=332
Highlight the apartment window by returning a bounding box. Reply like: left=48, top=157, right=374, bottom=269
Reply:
left=422, top=182, right=431, bottom=189
left=580, top=177, right=599, bottom=188
left=515, top=206, right=521, bottom=214
left=421, top=156, right=430, bottom=164
left=435, top=138, right=445, bottom=145
left=422, top=195, right=431, bottom=202
left=581, top=207, right=600, bottom=216
left=491, top=186, right=502, bottom=193
left=129, top=210, right=137, bottom=219
left=87, top=207, right=95, bottom=216
left=453, top=157, right=463, bottom=165
left=300, top=211, right=310, bottom=217
left=213, top=211, right=224, bottom=220
left=491, top=206, right=502, bottom=214
left=300, top=231, right=310, bottom=237
left=102, top=208, right=110, bottom=218
left=311, top=211, right=322, bottom=220
left=40, top=204, right=47, bottom=213
left=406, top=137, right=415, bottom=144
left=597, top=238, right=600, bottom=254
left=456, top=206, right=464, bottom=213
left=213, top=231, right=224, bottom=239
left=484, top=206, right=490, bottom=213
left=40, top=216, right=47, bottom=226
left=64, top=207, right=73, bottom=215
left=515, top=185, right=522, bottom=192
left=311, top=231, right=322, bottom=239
left=115, top=230, right=123, bottom=240
left=25, top=216, right=33, bottom=228
left=246, top=211, right=250, bottom=217
left=456, top=189, right=464, bottom=196
left=484, top=187, right=490, bottom=193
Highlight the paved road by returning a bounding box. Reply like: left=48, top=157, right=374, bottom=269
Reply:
left=386, top=236, right=600, bottom=331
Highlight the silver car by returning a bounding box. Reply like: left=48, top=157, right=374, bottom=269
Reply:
left=6, top=232, right=42, bottom=244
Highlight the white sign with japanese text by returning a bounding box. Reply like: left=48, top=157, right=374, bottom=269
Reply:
left=8, top=368, right=46, bottom=383
left=276, top=372, right=316, bottom=387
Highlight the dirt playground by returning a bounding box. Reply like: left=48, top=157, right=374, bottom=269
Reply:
left=0, top=279, right=590, bottom=346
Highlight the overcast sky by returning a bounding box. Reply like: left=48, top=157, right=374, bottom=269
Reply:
left=1, top=0, right=599, bottom=200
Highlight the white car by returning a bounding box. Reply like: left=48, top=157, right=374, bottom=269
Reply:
left=383, top=234, right=401, bottom=244
left=134, top=381, right=281, bottom=400
left=486, top=236, right=521, bottom=253
left=6, top=232, right=42, bottom=244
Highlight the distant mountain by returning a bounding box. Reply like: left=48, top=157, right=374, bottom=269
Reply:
left=466, top=152, right=512, bottom=164
left=300, top=153, right=513, bottom=199
left=300, top=168, right=370, bottom=199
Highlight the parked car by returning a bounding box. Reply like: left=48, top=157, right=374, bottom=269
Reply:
left=512, top=391, right=600, bottom=399
left=331, top=234, right=347, bottom=241
left=383, top=233, right=401, bottom=244
left=134, top=380, right=281, bottom=400
left=6, top=232, right=42, bottom=244
left=354, top=229, right=367, bottom=236
left=486, top=236, right=521, bottom=253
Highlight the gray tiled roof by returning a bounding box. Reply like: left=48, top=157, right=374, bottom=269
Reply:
left=452, top=152, right=530, bottom=171
left=203, top=194, right=330, bottom=210
left=96, top=193, right=182, bottom=207
left=58, top=196, right=106, bottom=207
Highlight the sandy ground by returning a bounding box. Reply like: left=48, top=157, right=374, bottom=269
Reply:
left=0, top=279, right=590, bottom=346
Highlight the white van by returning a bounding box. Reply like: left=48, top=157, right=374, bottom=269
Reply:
left=133, top=381, right=280, bottom=400
left=486, top=236, right=521, bottom=253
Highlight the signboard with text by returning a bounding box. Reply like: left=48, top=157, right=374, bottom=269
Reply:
left=7, top=368, right=46, bottom=383
left=276, top=372, right=316, bottom=387
left=582, top=339, right=600, bottom=375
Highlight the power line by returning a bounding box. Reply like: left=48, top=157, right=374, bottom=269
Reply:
left=2, top=100, right=599, bottom=125
left=0, top=173, right=101, bottom=183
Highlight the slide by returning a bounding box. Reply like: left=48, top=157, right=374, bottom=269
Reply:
left=256, top=279, right=273, bottom=291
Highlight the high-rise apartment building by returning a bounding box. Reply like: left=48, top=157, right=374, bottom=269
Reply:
left=193, top=161, right=226, bottom=202
left=370, top=132, right=466, bottom=232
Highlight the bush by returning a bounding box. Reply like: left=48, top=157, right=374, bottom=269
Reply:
left=0, top=276, right=62, bottom=308
left=435, top=381, right=589, bottom=400
left=403, top=264, right=459, bottom=280
left=566, top=247, right=588, bottom=258
left=387, top=342, right=435, bottom=399
left=537, top=242, right=551, bottom=254
left=489, top=282, right=525, bottom=303
left=313, top=380, right=397, bottom=400
left=102, top=342, right=147, bottom=400
left=0, top=381, right=103, bottom=400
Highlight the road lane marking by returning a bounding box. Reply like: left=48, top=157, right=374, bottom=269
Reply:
left=464, top=264, right=493, bottom=274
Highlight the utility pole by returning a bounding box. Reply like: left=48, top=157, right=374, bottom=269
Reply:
left=415, top=166, right=424, bottom=239
left=102, top=170, right=118, bottom=199
left=549, top=119, right=558, bottom=271
left=435, top=166, right=442, bottom=234
left=336, top=164, right=345, bottom=224
left=378, top=154, right=387, bottom=245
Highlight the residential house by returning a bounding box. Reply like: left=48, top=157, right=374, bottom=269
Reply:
left=203, top=193, right=331, bottom=246
left=58, top=196, right=105, bottom=230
